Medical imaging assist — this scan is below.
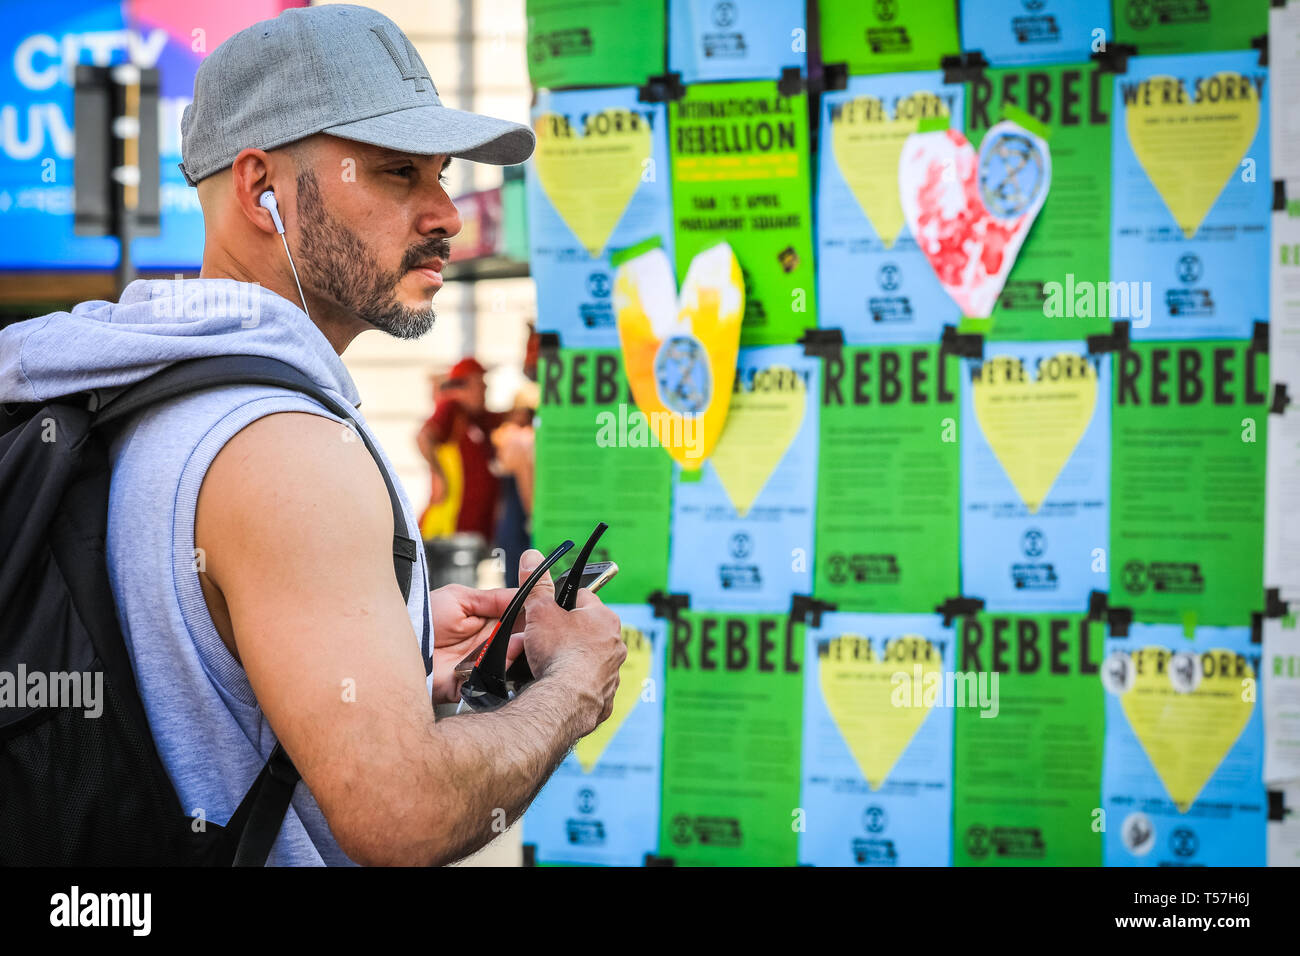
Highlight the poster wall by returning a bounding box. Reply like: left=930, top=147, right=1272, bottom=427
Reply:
left=521, top=0, right=1292, bottom=867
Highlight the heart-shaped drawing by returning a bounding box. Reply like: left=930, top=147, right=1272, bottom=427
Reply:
left=1112, top=646, right=1255, bottom=812
left=534, top=108, right=651, bottom=258
left=818, top=634, right=941, bottom=790
left=1126, top=72, right=1260, bottom=239
left=614, top=241, right=743, bottom=468
left=573, top=623, right=652, bottom=772
left=708, top=363, right=805, bottom=517
left=831, top=92, right=950, bottom=249
left=899, top=120, right=1050, bottom=318
left=972, top=353, right=1097, bottom=514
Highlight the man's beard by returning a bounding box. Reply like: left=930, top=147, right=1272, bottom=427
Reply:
left=292, top=169, right=448, bottom=340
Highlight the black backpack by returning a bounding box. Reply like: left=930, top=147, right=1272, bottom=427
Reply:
left=0, top=354, right=425, bottom=865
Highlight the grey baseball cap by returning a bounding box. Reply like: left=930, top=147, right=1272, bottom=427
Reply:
left=179, top=3, right=534, bottom=185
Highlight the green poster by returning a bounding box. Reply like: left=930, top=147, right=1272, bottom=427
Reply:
left=952, top=613, right=1105, bottom=867
left=819, top=0, right=961, bottom=74
left=1110, top=341, right=1268, bottom=626
left=533, top=348, right=672, bottom=604
left=1112, top=0, right=1268, bottom=55
left=964, top=63, right=1113, bottom=340
left=815, top=345, right=960, bottom=612
left=659, top=611, right=803, bottom=865
left=669, top=80, right=816, bottom=346
left=526, top=0, right=665, bottom=89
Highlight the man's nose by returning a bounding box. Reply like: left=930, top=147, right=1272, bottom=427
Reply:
left=417, top=187, right=462, bottom=239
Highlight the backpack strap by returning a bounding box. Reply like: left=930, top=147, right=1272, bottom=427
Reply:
left=223, top=742, right=301, bottom=867
left=96, top=355, right=428, bottom=866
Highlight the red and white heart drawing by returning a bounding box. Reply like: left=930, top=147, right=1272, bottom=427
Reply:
left=898, top=121, right=1051, bottom=319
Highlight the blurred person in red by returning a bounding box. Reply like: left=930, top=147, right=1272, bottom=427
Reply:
left=417, top=357, right=505, bottom=541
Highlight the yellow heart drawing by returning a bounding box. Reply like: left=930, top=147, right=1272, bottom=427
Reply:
left=573, top=623, right=652, bottom=772
left=831, top=92, right=948, bottom=248
left=1126, top=72, right=1260, bottom=239
left=972, top=353, right=1097, bottom=514
left=1117, top=646, right=1255, bottom=812
left=534, top=108, right=651, bottom=257
left=614, top=242, right=743, bottom=468
left=708, top=364, right=805, bottom=517
left=818, top=634, right=941, bottom=790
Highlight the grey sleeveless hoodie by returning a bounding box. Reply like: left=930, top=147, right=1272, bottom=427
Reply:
left=0, top=277, right=434, bottom=865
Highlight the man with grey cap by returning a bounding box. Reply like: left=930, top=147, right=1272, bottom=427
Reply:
left=0, top=4, right=625, bottom=866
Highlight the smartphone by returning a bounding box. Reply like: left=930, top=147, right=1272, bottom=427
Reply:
left=453, top=561, right=619, bottom=682
left=554, top=560, right=618, bottom=596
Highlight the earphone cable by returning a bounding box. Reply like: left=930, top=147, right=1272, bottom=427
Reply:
left=280, top=232, right=311, bottom=321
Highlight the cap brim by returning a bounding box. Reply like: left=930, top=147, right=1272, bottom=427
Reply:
left=322, top=104, right=535, bottom=165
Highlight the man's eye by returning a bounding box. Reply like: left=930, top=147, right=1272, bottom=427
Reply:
left=390, top=165, right=416, bottom=179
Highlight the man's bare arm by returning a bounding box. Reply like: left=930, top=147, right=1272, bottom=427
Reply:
left=196, top=412, right=624, bottom=866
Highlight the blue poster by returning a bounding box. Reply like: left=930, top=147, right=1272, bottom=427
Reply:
left=526, top=87, right=673, bottom=349
left=669, top=345, right=819, bottom=610
left=1102, top=624, right=1267, bottom=867
left=524, top=603, right=666, bottom=866
left=817, top=73, right=963, bottom=344
left=1111, top=51, right=1270, bottom=340
left=668, top=0, right=806, bottom=84
left=960, top=0, right=1111, bottom=66
left=961, top=343, right=1111, bottom=612
left=799, top=612, right=955, bottom=866
left=0, top=0, right=243, bottom=270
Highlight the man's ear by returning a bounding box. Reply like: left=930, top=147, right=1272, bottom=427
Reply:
left=229, top=147, right=281, bottom=236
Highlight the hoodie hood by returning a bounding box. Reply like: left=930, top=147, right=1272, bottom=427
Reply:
left=0, top=277, right=361, bottom=408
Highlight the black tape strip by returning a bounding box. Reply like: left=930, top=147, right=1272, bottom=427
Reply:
left=1276, top=179, right=1288, bottom=212
left=1268, top=790, right=1290, bottom=822
left=790, top=594, right=837, bottom=628
left=1272, top=383, right=1291, bottom=415
left=1086, top=320, right=1131, bottom=356
left=940, top=324, right=984, bottom=360
left=537, top=331, right=562, bottom=356
left=1251, top=320, right=1270, bottom=355
left=1107, top=606, right=1133, bottom=638
left=1266, top=587, right=1290, bottom=618
left=822, top=62, right=849, bottom=92
left=637, top=72, right=685, bottom=103
left=644, top=853, right=676, bottom=866
left=798, top=326, right=844, bottom=359
left=648, top=590, right=689, bottom=620
left=778, top=66, right=804, bottom=97
left=941, top=51, right=988, bottom=85
left=521, top=843, right=536, bottom=867
left=1088, top=590, right=1133, bottom=637
left=1252, top=611, right=1264, bottom=644
left=1091, top=42, right=1136, bottom=75
left=1088, top=590, right=1109, bottom=619
left=1251, top=33, right=1269, bottom=67
left=934, top=595, right=984, bottom=627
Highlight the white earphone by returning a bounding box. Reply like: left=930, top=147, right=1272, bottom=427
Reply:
left=259, top=189, right=286, bottom=234
left=259, top=189, right=311, bottom=320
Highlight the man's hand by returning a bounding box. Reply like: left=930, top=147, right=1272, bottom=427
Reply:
left=429, top=583, right=522, bottom=704
left=513, top=549, right=626, bottom=733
